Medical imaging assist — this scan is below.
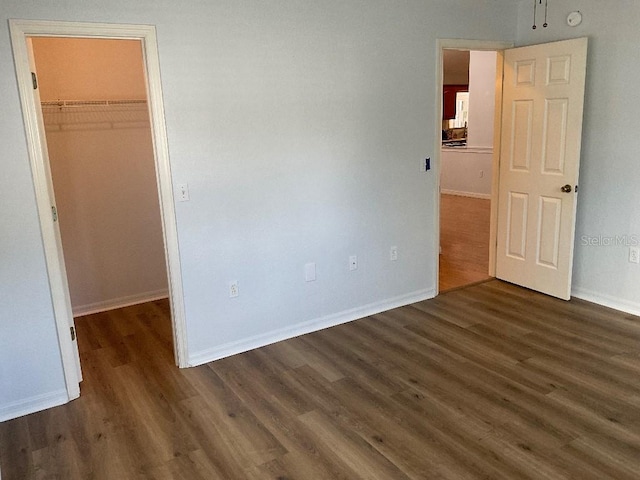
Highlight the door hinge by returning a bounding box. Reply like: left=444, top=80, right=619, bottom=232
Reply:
left=31, top=72, right=38, bottom=90
left=70, top=326, right=76, bottom=341
left=51, top=206, right=58, bottom=222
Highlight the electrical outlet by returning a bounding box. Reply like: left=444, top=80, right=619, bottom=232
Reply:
left=229, top=281, right=239, bottom=298
left=349, top=255, right=358, bottom=271
left=390, top=246, right=398, bottom=261
left=630, top=246, right=640, bottom=264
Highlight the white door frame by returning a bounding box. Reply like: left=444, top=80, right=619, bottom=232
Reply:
left=434, top=39, right=513, bottom=294
left=9, top=20, right=190, bottom=401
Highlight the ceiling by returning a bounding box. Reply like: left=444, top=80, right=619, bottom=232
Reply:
left=443, top=49, right=470, bottom=84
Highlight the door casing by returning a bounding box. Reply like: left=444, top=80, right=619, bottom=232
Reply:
left=434, top=39, right=513, bottom=294
left=9, top=19, right=190, bottom=402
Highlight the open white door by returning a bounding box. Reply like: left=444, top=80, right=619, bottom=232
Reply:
left=496, top=38, right=588, bottom=300
left=26, top=37, right=83, bottom=393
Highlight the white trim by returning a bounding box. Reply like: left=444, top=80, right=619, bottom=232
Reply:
left=434, top=39, right=513, bottom=295
left=142, top=25, right=190, bottom=368
left=189, top=287, right=436, bottom=367
left=8, top=20, right=190, bottom=410
left=72, top=290, right=169, bottom=317
left=441, top=146, right=493, bottom=154
left=0, top=389, right=68, bottom=423
left=489, top=50, right=506, bottom=278
left=441, top=189, right=491, bottom=200
left=572, top=287, right=640, bottom=318
left=9, top=20, right=81, bottom=401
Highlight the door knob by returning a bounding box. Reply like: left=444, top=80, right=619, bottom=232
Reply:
left=561, top=184, right=572, bottom=193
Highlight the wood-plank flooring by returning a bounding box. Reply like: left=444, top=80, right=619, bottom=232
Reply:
left=440, top=193, right=491, bottom=291
left=2, top=280, right=640, bottom=479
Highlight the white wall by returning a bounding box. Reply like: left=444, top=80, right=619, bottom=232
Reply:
left=467, top=50, right=497, bottom=149
left=441, top=148, right=493, bottom=198
left=516, top=0, right=640, bottom=314
left=32, top=38, right=168, bottom=315
left=44, top=121, right=169, bottom=315
left=0, top=0, right=518, bottom=420
left=441, top=50, right=496, bottom=197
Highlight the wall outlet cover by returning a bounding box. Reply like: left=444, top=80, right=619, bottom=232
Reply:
left=229, top=281, right=239, bottom=298
left=305, top=262, right=317, bottom=282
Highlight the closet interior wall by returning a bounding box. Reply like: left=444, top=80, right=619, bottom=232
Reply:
left=32, top=37, right=168, bottom=316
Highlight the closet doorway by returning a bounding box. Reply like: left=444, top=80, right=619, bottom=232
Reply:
left=31, top=37, right=168, bottom=318
left=10, top=20, right=188, bottom=403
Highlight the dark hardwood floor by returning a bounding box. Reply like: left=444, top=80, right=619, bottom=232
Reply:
left=2, top=281, right=640, bottom=479
left=440, top=194, right=491, bottom=292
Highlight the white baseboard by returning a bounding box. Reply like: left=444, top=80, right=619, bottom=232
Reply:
left=73, top=289, right=169, bottom=317
left=442, top=146, right=493, bottom=154
left=441, top=189, right=491, bottom=200
left=188, top=287, right=436, bottom=367
left=0, top=389, right=68, bottom=423
left=571, top=287, right=640, bottom=318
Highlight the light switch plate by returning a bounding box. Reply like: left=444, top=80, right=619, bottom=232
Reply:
left=177, top=183, right=190, bottom=202
left=305, top=262, right=316, bottom=282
